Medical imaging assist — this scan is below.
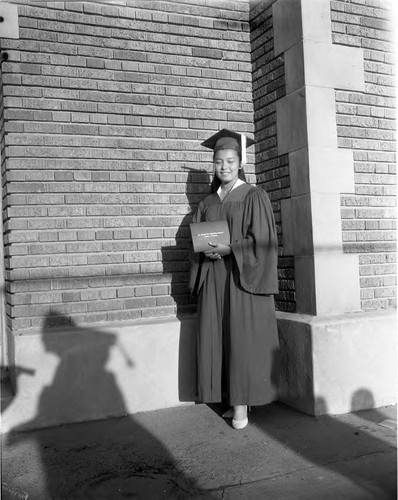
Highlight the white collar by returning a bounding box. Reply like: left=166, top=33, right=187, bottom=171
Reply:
left=217, top=178, right=245, bottom=197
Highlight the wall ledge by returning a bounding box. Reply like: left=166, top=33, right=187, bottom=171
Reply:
left=277, top=309, right=397, bottom=415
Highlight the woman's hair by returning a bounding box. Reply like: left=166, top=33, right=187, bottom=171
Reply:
left=210, top=150, right=246, bottom=193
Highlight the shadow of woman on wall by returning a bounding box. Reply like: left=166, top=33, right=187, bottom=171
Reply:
left=161, top=168, right=212, bottom=405
left=161, top=168, right=211, bottom=318
left=3, top=312, right=210, bottom=499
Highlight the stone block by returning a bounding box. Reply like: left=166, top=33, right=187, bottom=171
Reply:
left=284, top=42, right=305, bottom=94
left=294, top=255, right=316, bottom=314
left=303, top=41, right=365, bottom=92
left=277, top=309, right=397, bottom=415
left=276, top=88, right=307, bottom=155
left=274, top=0, right=333, bottom=57
left=295, top=253, right=361, bottom=315
left=311, top=193, right=344, bottom=253
left=289, top=148, right=310, bottom=196
left=277, top=314, right=314, bottom=413
left=0, top=3, right=19, bottom=39
left=272, top=0, right=303, bottom=56
left=290, top=147, right=355, bottom=197
left=301, top=0, right=332, bottom=43
left=306, top=86, right=338, bottom=149
left=281, top=195, right=313, bottom=256
left=310, top=147, right=355, bottom=194
left=280, top=198, right=294, bottom=255
left=277, top=87, right=340, bottom=155
left=281, top=193, right=347, bottom=259
left=313, top=253, right=361, bottom=315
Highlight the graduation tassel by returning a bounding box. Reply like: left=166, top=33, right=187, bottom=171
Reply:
left=240, top=133, right=246, bottom=166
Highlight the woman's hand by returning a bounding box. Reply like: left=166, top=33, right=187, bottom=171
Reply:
left=204, top=242, right=231, bottom=260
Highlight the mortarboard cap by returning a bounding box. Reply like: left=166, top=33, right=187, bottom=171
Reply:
left=201, top=129, right=255, bottom=165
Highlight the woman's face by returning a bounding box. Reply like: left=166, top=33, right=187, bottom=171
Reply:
left=214, top=149, right=241, bottom=185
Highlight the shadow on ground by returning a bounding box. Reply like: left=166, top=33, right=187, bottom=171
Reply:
left=208, top=396, right=396, bottom=499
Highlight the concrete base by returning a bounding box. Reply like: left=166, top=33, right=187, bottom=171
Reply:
left=1, top=316, right=198, bottom=434
left=2, top=309, right=396, bottom=432
left=277, top=309, right=397, bottom=415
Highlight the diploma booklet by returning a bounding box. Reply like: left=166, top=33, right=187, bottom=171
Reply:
left=190, top=220, right=230, bottom=253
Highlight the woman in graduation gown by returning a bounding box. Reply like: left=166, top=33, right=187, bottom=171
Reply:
left=189, top=129, right=279, bottom=430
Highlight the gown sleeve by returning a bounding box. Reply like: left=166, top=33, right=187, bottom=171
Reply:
left=230, top=187, right=279, bottom=295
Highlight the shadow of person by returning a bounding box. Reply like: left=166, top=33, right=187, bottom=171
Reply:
left=161, top=168, right=212, bottom=405
left=351, top=387, right=376, bottom=412
left=161, top=168, right=212, bottom=319
left=250, top=387, right=396, bottom=499
left=1, top=364, right=36, bottom=414
left=3, top=312, right=210, bottom=500
left=351, top=388, right=397, bottom=429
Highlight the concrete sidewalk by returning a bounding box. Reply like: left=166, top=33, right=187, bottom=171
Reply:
left=1, top=402, right=396, bottom=499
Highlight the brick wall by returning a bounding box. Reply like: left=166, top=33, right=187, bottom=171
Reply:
left=250, top=1, right=295, bottom=313
left=1, top=0, right=395, bottom=333
left=1, top=0, right=255, bottom=332
left=331, top=0, right=396, bottom=310
left=0, top=50, right=6, bottom=345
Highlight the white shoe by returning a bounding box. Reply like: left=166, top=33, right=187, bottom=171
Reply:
left=232, top=417, right=248, bottom=430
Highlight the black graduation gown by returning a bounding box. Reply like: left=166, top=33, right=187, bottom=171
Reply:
left=189, top=182, right=280, bottom=406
